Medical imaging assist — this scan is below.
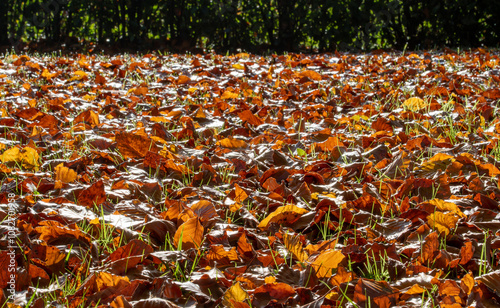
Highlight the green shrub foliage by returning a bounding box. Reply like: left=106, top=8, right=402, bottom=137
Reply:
left=1, top=0, right=498, bottom=52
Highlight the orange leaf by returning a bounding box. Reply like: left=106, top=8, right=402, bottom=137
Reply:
left=404, top=284, right=426, bottom=295
left=74, top=109, right=100, bottom=127
left=221, top=90, right=239, bottom=99
left=298, top=70, right=322, bottom=81
left=177, top=75, right=191, bottom=84
left=421, top=232, right=439, bottom=264
left=460, top=272, right=474, bottom=295
left=54, top=163, right=77, bottom=183
left=258, top=204, right=308, bottom=230
left=238, top=109, right=264, bottom=126
left=206, top=245, right=239, bottom=265
left=234, top=183, right=248, bottom=203
left=459, top=241, right=475, bottom=265
left=174, top=217, right=204, bottom=250
left=310, top=249, right=346, bottom=278
left=217, top=137, right=248, bottom=149
left=315, top=136, right=344, bottom=152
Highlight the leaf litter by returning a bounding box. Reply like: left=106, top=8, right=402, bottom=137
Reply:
left=1, top=49, right=500, bottom=307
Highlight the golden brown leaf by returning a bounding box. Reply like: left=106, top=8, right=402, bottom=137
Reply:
left=403, top=97, right=427, bottom=111
left=427, top=212, right=459, bottom=236
left=283, top=233, right=308, bottom=263
left=174, top=217, right=204, bottom=250
left=258, top=204, right=309, bottom=230
left=217, top=137, right=248, bottom=149
left=223, top=282, right=249, bottom=307
left=54, top=163, right=77, bottom=183
left=115, top=132, right=154, bottom=158
left=234, top=183, right=248, bottom=203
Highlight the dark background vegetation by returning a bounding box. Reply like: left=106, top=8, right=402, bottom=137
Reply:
left=1, top=0, right=499, bottom=53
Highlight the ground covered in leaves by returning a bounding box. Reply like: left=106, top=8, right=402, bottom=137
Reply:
left=1, top=49, right=500, bottom=307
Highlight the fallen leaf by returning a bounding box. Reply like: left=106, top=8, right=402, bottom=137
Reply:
left=174, top=217, right=204, bottom=250
left=310, top=249, right=346, bottom=278
left=258, top=204, right=309, bottom=230
left=54, top=163, right=77, bottom=183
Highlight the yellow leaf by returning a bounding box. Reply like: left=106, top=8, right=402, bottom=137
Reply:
left=229, top=202, right=243, bottom=213
left=416, top=153, right=455, bottom=174
left=428, top=199, right=465, bottom=218
left=427, top=212, right=459, bottom=236
left=174, top=217, right=204, bottom=250
left=150, top=116, right=170, bottom=123
left=221, top=90, right=239, bottom=99
left=258, top=204, right=308, bottom=230
left=71, top=70, right=88, bottom=81
left=1, top=146, right=39, bottom=171
left=310, top=249, right=345, bottom=278
left=265, top=276, right=276, bottom=284
left=232, top=63, right=245, bottom=70
left=223, top=282, right=249, bottom=307
left=55, top=163, right=77, bottom=183
left=1, top=147, right=21, bottom=163
left=283, top=233, right=308, bottom=263
left=41, top=69, right=57, bottom=79
left=403, top=97, right=428, bottom=112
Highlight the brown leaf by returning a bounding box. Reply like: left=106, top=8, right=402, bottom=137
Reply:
left=421, top=232, right=439, bottom=264
left=115, top=131, right=155, bottom=158
left=77, top=180, right=106, bottom=207
left=74, top=109, right=100, bottom=127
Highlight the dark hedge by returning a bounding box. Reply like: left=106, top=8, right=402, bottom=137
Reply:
left=1, top=0, right=499, bottom=53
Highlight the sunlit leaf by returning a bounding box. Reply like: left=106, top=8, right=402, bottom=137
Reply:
left=403, top=97, right=427, bottom=111
left=310, top=249, right=346, bottom=278
left=427, top=212, right=459, bottom=236
left=223, top=282, right=249, bottom=307
left=283, top=233, right=308, bottom=263
left=54, top=163, right=77, bottom=183
left=217, top=137, right=248, bottom=149
left=174, top=217, right=204, bottom=250
left=258, top=204, right=309, bottom=230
